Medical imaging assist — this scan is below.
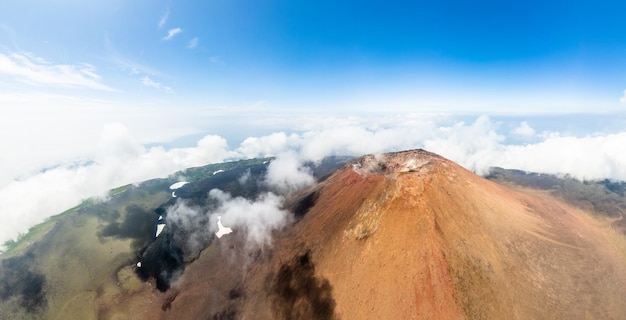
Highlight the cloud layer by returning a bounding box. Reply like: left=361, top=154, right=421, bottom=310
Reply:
left=1, top=115, right=626, bottom=248
left=0, top=52, right=114, bottom=91
left=141, top=76, right=174, bottom=93
left=158, top=9, right=169, bottom=28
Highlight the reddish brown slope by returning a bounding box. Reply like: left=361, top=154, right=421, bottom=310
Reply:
left=122, top=149, right=626, bottom=319
left=242, top=149, right=626, bottom=319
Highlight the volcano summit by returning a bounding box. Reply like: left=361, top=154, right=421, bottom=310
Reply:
left=2, top=150, right=626, bottom=319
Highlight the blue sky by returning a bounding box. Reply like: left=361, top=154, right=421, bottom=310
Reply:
left=3, top=0, right=626, bottom=114
left=2, top=1, right=626, bottom=245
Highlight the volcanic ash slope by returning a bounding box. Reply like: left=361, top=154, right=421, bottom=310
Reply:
left=228, top=149, right=626, bottom=320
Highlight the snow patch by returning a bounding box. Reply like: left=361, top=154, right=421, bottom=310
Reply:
left=156, top=223, right=166, bottom=237
left=169, top=181, right=189, bottom=190
left=215, top=215, right=233, bottom=238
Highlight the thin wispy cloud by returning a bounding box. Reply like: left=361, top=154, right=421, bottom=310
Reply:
left=141, top=75, right=174, bottom=94
left=620, top=89, right=626, bottom=104
left=0, top=52, right=114, bottom=91
left=109, top=54, right=159, bottom=76
left=163, top=28, right=182, bottom=41
left=140, top=75, right=159, bottom=88
left=158, top=8, right=170, bottom=28
left=188, top=37, right=198, bottom=49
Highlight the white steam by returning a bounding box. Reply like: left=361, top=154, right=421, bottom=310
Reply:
left=163, top=189, right=290, bottom=252
left=208, top=190, right=290, bottom=247
left=159, top=149, right=316, bottom=253
left=164, top=201, right=211, bottom=257
left=264, top=151, right=315, bottom=194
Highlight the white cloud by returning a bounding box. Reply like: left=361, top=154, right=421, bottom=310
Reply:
left=164, top=187, right=291, bottom=258
left=164, top=201, right=206, bottom=255
left=0, top=52, right=114, bottom=91
left=163, top=28, right=182, bottom=41
left=238, top=132, right=300, bottom=158
left=422, top=116, right=506, bottom=175
left=264, top=151, right=315, bottom=194
left=158, top=8, right=170, bottom=28
left=495, top=134, right=626, bottom=181
left=620, top=89, right=626, bottom=104
left=140, top=76, right=174, bottom=94
left=512, top=121, right=536, bottom=137
left=0, top=99, right=229, bottom=190
left=209, top=190, right=290, bottom=247
left=3, top=114, right=626, bottom=250
left=140, top=76, right=160, bottom=88
left=235, top=115, right=626, bottom=182
left=0, top=123, right=238, bottom=248
left=188, top=37, right=198, bottom=49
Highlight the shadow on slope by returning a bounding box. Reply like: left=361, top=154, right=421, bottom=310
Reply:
left=271, top=250, right=336, bottom=320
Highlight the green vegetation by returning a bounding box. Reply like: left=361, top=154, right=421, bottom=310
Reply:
left=178, top=157, right=272, bottom=182
left=1, top=158, right=272, bottom=257
left=1, top=198, right=96, bottom=256
left=0, top=157, right=280, bottom=318
left=108, top=184, right=131, bottom=197
left=1, top=157, right=273, bottom=257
